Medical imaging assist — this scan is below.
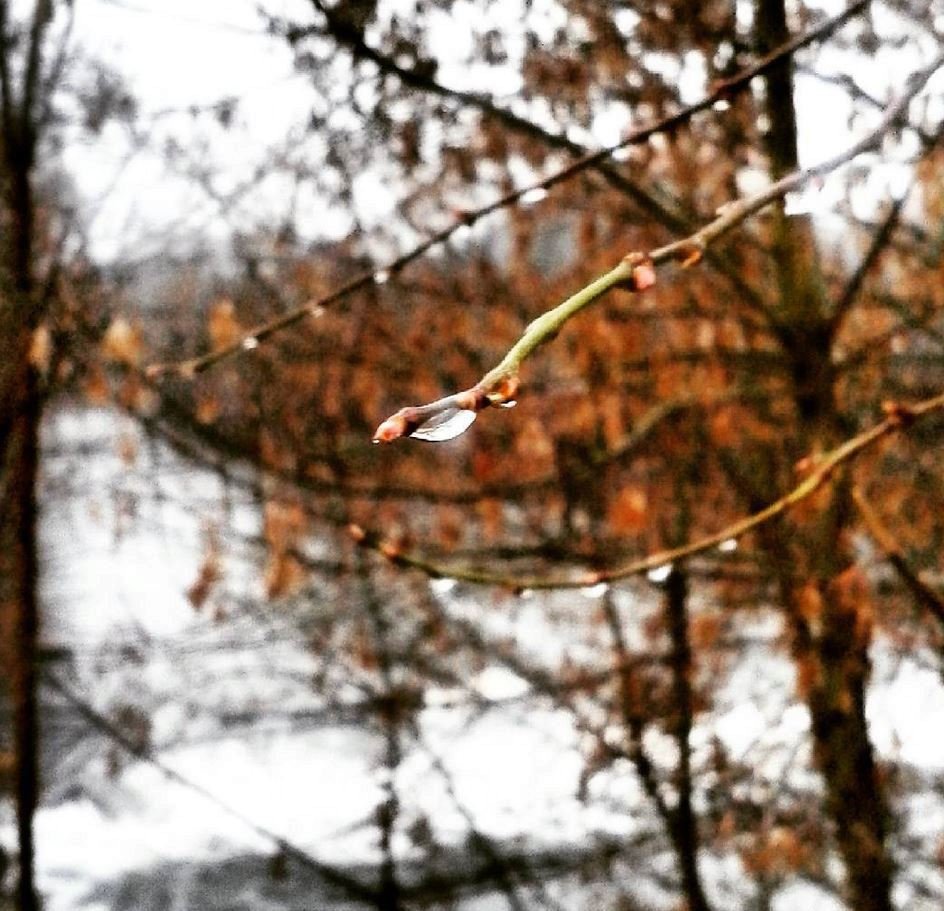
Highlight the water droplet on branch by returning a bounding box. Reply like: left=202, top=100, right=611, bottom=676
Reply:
left=646, top=564, right=673, bottom=584
left=519, top=187, right=548, bottom=206
left=499, top=400, right=517, bottom=409
left=409, top=408, right=477, bottom=442
left=580, top=582, right=609, bottom=599
left=241, top=336, right=259, bottom=350
left=717, top=538, right=738, bottom=553
left=430, top=577, right=457, bottom=596
left=373, top=269, right=391, bottom=285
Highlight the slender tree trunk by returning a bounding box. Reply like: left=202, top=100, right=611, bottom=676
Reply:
left=0, top=326, right=41, bottom=911
left=753, top=2, right=894, bottom=908
left=0, top=7, right=48, bottom=904
left=664, top=568, right=710, bottom=911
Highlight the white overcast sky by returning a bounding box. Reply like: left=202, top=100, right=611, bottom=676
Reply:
left=64, top=0, right=321, bottom=262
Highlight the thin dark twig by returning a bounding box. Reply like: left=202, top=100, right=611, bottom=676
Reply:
left=44, top=672, right=380, bottom=903
left=852, top=486, right=944, bottom=630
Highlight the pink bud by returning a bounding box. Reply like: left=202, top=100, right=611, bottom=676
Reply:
left=373, top=413, right=409, bottom=443
left=632, top=260, right=657, bottom=291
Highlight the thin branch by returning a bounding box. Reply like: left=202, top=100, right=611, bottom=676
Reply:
left=146, top=0, right=871, bottom=381
left=852, top=486, right=944, bottom=630
left=374, top=52, right=944, bottom=443
left=353, top=390, right=944, bottom=590
left=311, top=0, right=869, bottom=306
left=831, top=116, right=944, bottom=331
left=44, top=672, right=380, bottom=903
left=830, top=194, right=906, bottom=331
left=798, top=66, right=937, bottom=147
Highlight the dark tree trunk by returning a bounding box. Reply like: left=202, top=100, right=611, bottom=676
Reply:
left=0, top=6, right=51, bottom=906
left=0, top=327, right=41, bottom=911
left=753, top=2, right=895, bottom=908
left=664, top=569, right=710, bottom=911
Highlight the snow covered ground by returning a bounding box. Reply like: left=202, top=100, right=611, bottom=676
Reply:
left=21, top=404, right=944, bottom=910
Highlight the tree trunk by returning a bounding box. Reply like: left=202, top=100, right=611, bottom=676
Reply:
left=664, top=568, right=710, bottom=911
left=753, top=2, right=895, bottom=908
left=0, top=327, right=41, bottom=911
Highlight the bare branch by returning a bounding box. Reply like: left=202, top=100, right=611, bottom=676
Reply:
left=852, top=486, right=944, bottom=630
left=374, top=52, right=944, bottom=443
left=146, top=1, right=872, bottom=380
left=45, top=672, right=380, bottom=903
left=830, top=194, right=906, bottom=331
left=353, top=390, right=944, bottom=590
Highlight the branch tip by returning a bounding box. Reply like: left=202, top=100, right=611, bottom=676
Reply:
left=372, top=412, right=412, bottom=444
left=485, top=373, right=520, bottom=406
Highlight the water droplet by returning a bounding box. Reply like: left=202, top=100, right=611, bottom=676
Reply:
left=409, top=407, right=477, bottom=442
left=712, top=98, right=730, bottom=112
left=308, top=304, right=326, bottom=319
left=451, top=223, right=473, bottom=243
left=430, top=577, right=457, bottom=596
left=241, top=336, right=259, bottom=350
left=519, top=588, right=535, bottom=600
left=580, top=582, right=609, bottom=599
left=519, top=187, right=548, bottom=206
left=646, top=564, right=673, bottom=584
left=611, top=145, right=631, bottom=162
left=373, top=269, right=390, bottom=285
left=887, top=166, right=911, bottom=202
left=499, top=400, right=517, bottom=409
left=717, top=538, right=738, bottom=553
left=783, top=191, right=811, bottom=216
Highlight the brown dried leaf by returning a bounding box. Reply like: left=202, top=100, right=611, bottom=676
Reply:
left=101, top=316, right=144, bottom=366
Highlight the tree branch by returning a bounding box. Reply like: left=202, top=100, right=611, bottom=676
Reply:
left=830, top=194, right=906, bottom=332
left=44, top=672, right=380, bottom=903
left=852, top=486, right=944, bottom=630
left=374, top=52, right=944, bottom=443
left=354, top=390, right=944, bottom=589
left=146, top=0, right=870, bottom=380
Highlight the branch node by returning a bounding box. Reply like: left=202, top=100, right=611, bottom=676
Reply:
left=881, top=400, right=916, bottom=427
left=484, top=374, right=520, bottom=407
left=675, top=241, right=705, bottom=268
left=618, top=253, right=657, bottom=291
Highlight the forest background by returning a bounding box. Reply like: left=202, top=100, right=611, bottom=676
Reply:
left=1, top=1, right=944, bottom=910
